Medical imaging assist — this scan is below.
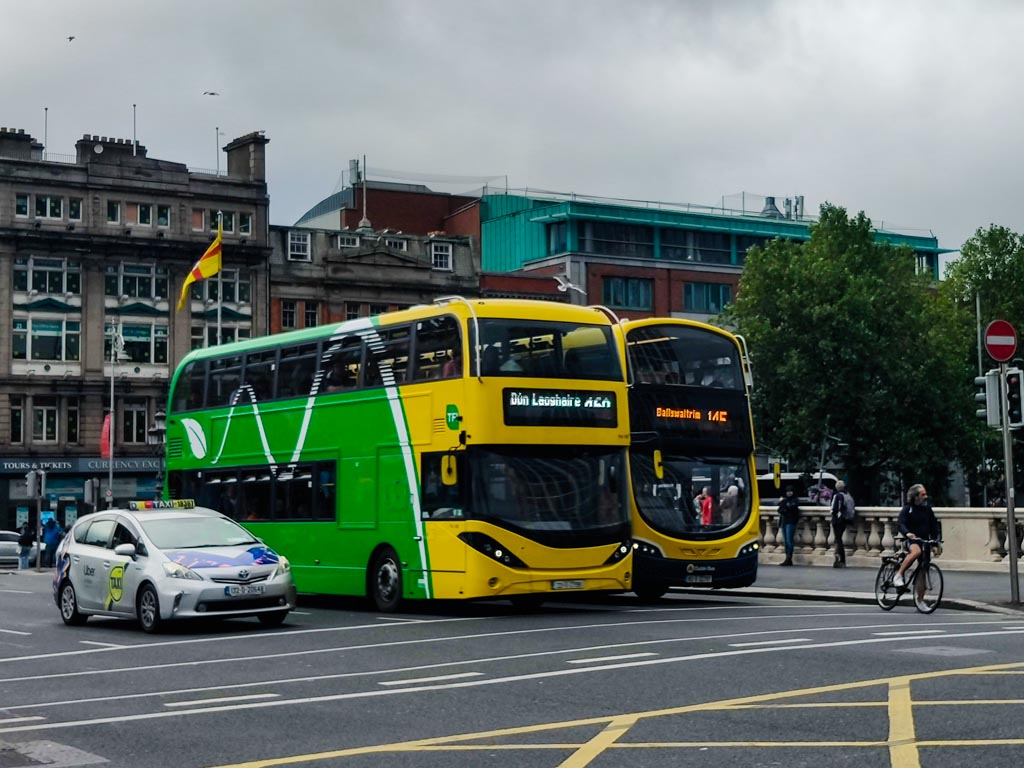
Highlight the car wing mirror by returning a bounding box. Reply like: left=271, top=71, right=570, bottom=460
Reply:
left=113, top=542, right=137, bottom=559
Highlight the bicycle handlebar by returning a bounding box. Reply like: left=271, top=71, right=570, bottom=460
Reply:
left=894, top=537, right=943, bottom=545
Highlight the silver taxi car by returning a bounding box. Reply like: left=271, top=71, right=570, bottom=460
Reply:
left=53, top=500, right=296, bottom=632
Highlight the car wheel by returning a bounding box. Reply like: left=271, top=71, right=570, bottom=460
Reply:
left=257, top=610, right=289, bottom=627
left=370, top=546, right=402, bottom=612
left=137, top=584, right=162, bottom=633
left=59, top=580, right=88, bottom=626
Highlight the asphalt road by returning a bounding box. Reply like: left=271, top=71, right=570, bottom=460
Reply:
left=2, top=568, right=1023, bottom=768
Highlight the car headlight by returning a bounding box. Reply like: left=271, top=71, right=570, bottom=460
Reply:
left=162, top=562, right=203, bottom=580
left=273, top=556, right=291, bottom=577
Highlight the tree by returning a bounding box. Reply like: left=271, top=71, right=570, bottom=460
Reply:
left=727, top=205, right=973, bottom=504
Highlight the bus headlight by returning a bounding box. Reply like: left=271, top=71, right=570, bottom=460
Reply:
left=458, top=532, right=527, bottom=568
left=738, top=541, right=760, bottom=557
left=632, top=541, right=663, bottom=558
left=163, top=562, right=203, bottom=581
left=604, top=540, right=632, bottom=565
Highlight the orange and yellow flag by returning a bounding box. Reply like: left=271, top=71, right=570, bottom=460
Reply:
left=177, top=222, right=223, bottom=311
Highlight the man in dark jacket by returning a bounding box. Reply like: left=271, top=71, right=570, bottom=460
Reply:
left=777, top=485, right=801, bottom=566
left=830, top=480, right=853, bottom=568
left=893, top=483, right=940, bottom=587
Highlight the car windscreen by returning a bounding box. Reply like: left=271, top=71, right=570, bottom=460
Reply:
left=139, top=516, right=258, bottom=549
left=0, top=532, right=18, bottom=543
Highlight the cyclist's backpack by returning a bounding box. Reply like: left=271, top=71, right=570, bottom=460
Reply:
left=842, top=493, right=856, bottom=522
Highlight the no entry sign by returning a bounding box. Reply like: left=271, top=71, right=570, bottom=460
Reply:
left=985, top=319, right=1018, bottom=363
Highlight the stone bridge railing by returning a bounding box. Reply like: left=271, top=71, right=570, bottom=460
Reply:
left=758, top=506, right=1023, bottom=571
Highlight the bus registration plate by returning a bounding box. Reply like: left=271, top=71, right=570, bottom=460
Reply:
left=551, top=580, right=585, bottom=591
left=226, top=584, right=266, bottom=597
left=685, top=575, right=712, bottom=584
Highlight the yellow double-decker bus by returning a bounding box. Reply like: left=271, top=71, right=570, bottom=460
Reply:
left=164, top=298, right=632, bottom=610
left=618, top=318, right=759, bottom=598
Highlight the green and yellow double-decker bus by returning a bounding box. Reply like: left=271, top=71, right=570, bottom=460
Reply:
left=618, top=318, right=760, bottom=598
left=164, top=298, right=633, bottom=610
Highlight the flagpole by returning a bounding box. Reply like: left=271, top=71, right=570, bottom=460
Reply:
left=217, top=211, right=223, bottom=345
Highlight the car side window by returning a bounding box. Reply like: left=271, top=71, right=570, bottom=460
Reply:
left=83, top=519, right=115, bottom=547
left=74, top=522, right=91, bottom=543
left=111, top=523, right=137, bottom=549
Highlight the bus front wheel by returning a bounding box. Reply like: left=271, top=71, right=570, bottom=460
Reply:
left=634, top=581, right=669, bottom=601
left=370, top=547, right=403, bottom=612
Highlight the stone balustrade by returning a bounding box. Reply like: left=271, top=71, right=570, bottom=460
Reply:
left=758, top=506, right=1023, bottom=571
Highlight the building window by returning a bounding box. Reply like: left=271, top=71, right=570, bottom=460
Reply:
left=107, top=200, right=120, bottom=224
left=210, top=210, right=234, bottom=234
left=13, top=318, right=81, bottom=361
left=190, top=269, right=251, bottom=304
left=369, top=304, right=388, bottom=317
left=104, top=263, right=168, bottom=300
left=288, top=231, right=311, bottom=261
left=304, top=302, right=319, bottom=328
left=138, top=203, right=152, bottom=226
left=107, top=323, right=168, bottom=365
left=10, top=396, right=23, bottom=444
left=32, top=396, right=58, bottom=443
left=123, top=400, right=148, bottom=444
left=345, top=303, right=360, bottom=320
left=239, top=212, right=252, bottom=235
left=337, top=234, right=359, bottom=248
left=191, top=324, right=251, bottom=350
left=13, top=256, right=81, bottom=295
left=549, top=222, right=568, bottom=254
left=66, top=399, right=79, bottom=444
left=385, top=238, right=407, bottom=251
left=683, top=282, right=733, bottom=313
left=431, top=242, right=453, bottom=271
left=69, top=198, right=82, bottom=221
left=603, top=277, right=653, bottom=310
left=578, top=221, right=654, bottom=258
left=157, top=205, right=171, bottom=227
left=34, top=195, right=63, bottom=220
left=15, top=193, right=29, bottom=218
left=191, top=208, right=205, bottom=231
left=281, top=300, right=296, bottom=329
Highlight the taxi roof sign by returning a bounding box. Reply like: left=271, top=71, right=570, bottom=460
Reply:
left=128, top=499, right=196, bottom=511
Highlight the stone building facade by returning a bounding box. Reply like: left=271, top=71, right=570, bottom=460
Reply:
left=0, top=127, right=270, bottom=528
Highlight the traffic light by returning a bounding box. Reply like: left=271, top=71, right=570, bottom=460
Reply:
left=975, top=370, right=1000, bottom=427
left=1007, top=368, right=1024, bottom=428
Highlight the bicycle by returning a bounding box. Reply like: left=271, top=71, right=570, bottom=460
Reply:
left=874, top=537, right=944, bottom=614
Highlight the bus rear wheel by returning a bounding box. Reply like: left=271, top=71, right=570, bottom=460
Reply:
left=634, top=581, right=669, bottom=601
left=370, top=547, right=402, bottom=612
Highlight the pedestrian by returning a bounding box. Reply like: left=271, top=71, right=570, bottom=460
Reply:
left=41, top=518, right=63, bottom=568
left=693, top=486, right=709, bottom=518
left=830, top=480, right=853, bottom=567
left=777, top=485, right=800, bottom=565
left=700, top=488, right=717, bottom=527
left=720, top=484, right=740, bottom=524
left=17, top=522, right=34, bottom=570
left=893, top=484, right=941, bottom=587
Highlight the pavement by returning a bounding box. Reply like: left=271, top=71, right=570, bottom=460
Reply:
left=5, top=561, right=1024, bottom=615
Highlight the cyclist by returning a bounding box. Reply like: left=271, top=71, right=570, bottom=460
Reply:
left=892, top=483, right=941, bottom=587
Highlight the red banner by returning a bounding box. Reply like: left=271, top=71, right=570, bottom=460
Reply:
left=100, top=414, right=111, bottom=459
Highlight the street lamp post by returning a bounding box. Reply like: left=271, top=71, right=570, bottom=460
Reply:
left=147, top=409, right=167, bottom=496
left=108, top=322, right=126, bottom=508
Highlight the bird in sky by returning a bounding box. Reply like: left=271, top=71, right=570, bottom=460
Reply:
left=67, top=36, right=75, bottom=42
left=553, top=274, right=587, bottom=296
left=203, top=91, right=220, bottom=96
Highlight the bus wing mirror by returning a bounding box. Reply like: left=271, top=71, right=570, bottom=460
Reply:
left=653, top=450, right=664, bottom=480
left=442, top=455, right=458, bottom=486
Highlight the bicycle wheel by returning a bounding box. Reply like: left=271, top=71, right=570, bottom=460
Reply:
left=913, top=563, right=943, bottom=614
left=874, top=561, right=900, bottom=610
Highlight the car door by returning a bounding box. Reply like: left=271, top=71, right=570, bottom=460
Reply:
left=75, top=517, right=116, bottom=611
left=106, top=520, right=144, bottom=615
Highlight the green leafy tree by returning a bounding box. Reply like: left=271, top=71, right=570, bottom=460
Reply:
left=727, top=205, right=973, bottom=504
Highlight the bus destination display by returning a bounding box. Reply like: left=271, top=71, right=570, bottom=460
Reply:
left=630, top=389, right=753, bottom=452
left=503, top=388, right=617, bottom=428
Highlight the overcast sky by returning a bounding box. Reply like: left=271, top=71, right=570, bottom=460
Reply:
left=3, top=0, right=1021, bottom=257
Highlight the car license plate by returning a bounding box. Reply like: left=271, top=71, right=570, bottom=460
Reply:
left=225, top=584, right=266, bottom=597
left=685, top=575, right=713, bottom=584
left=551, top=579, right=585, bottom=590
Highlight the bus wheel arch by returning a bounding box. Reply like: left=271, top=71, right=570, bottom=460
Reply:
left=368, top=545, right=403, bottom=612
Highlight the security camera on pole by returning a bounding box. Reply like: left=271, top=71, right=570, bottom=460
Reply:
left=983, top=319, right=1021, bottom=604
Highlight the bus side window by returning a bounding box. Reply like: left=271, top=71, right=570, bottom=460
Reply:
left=420, top=453, right=462, bottom=519
left=209, top=355, right=242, bottom=407
left=172, top=360, right=206, bottom=411
left=278, top=343, right=319, bottom=398
left=243, top=349, right=277, bottom=400
left=321, top=337, right=362, bottom=392
left=413, top=316, right=461, bottom=381
left=364, top=326, right=411, bottom=388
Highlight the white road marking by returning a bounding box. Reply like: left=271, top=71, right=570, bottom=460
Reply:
left=164, top=693, right=280, bottom=708
left=79, top=641, right=124, bottom=648
left=0, top=716, right=44, bottom=724
left=379, top=672, right=482, bottom=686
left=5, top=626, right=1024, bottom=735
left=290, top=611, right=311, bottom=616
left=873, top=629, right=947, bottom=636
left=375, top=616, right=424, bottom=623
left=0, top=628, right=31, bottom=636
left=0, top=589, right=32, bottom=594
left=567, top=653, right=658, bottom=664
left=729, top=638, right=812, bottom=647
